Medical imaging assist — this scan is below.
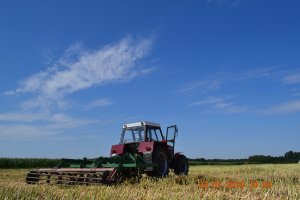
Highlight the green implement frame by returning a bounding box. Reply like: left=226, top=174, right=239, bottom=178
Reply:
left=26, top=153, right=156, bottom=185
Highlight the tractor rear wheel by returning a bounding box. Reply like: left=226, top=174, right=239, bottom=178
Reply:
left=173, top=155, right=189, bottom=175
left=150, top=146, right=169, bottom=177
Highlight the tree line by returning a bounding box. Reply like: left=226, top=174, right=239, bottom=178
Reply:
left=248, top=151, right=300, bottom=163
left=189, top=151, right=300, bottom=165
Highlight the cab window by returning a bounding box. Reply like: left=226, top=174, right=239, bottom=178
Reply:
left=121, top=127, right=145, bottom=143
left=147, top=127, right=163, bottom=141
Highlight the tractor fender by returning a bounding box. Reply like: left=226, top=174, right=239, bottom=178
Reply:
left=174, top=152, right=184, bottom=157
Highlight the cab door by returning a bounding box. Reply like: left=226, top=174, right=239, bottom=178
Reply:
left=166, top=125, right=178, bottom=156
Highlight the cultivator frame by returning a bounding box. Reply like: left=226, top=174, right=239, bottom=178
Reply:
left=26, top=153, right=154, bottom=185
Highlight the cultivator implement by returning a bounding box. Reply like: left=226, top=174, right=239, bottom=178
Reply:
left=26, top=153, right=151, bottom=185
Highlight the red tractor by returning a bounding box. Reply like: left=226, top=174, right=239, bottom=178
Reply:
left=112, top=121, right=189, bottom=177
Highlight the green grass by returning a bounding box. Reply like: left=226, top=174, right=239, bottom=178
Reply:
left=0, top=164, right=299, bottom=199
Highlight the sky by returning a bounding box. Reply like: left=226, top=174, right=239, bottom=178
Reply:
left=0, top=0, right=299, bottom=159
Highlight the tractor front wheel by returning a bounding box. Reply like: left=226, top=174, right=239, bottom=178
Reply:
left=151, top=147, right=169, bottom=177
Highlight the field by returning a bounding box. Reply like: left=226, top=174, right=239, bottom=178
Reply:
left=0, top=164, right=299, bottom=200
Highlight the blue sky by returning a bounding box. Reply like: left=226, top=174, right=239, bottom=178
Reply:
left=0, top=0, right=299, bottom=159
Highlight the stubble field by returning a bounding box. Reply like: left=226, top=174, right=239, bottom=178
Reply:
left=0, top=164, right=299, bottom=200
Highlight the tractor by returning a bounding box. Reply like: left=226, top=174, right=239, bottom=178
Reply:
left=26, top=121, right=189, bottom=185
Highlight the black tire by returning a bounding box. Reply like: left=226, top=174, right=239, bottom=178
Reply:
left=150, top=146, right=169, bottom=177
left=173, top=155, right=189, bottom=175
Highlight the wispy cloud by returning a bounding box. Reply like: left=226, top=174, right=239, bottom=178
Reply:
left=179, top=68, right=276, bottom=114
left=178, top=80, right=221, bottom=93
left=263, top=100, right=300, bottom=115
left=85, top=98, right=114, bottom=110
left=5, top=36, right=154, bottom=110
left=205, top=0, right=244, bottom=6
left=0, top=112, right=110, bottom=139
left=0, top=112, right=98, bottom=125
left=282, top=73, right=300, bottom=84
left=292, top=90, right=300, bottom=96
left=191, top=97, right=247, bottom=113
left=178, top=68, right=274, bottom=94
left=0, top=112, right=49, bottom=123
left=0, top=124, right=59, bottom=139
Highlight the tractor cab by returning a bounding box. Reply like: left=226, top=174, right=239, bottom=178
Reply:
left=119, top=121, right=178, bottom=155
left=120, top=121, right=164, bottom=143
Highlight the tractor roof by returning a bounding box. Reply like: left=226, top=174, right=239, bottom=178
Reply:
left=123, top=121, right=161, bottom=128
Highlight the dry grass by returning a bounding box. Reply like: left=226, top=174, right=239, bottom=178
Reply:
left=0, top=164, right=299, bottom=199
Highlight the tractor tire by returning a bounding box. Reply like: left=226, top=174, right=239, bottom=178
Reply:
left=150, top=146, right=169, bottom=177
left=173, top=155, right=189, bottom=175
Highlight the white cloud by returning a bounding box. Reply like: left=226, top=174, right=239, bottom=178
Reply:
left=0, top=112, right=48, bottom=122
left=178, top=68, right=274, bottom=94
left=0, top=112, right=94, bottom=125
left=282, top=73, right=300, bottom=84
left=0, top=111, right=111, bottom=139
left=47, top=114, right=106, bottom=130
left=191, top=97, right=247, bottom=113
left=205, top=0, right=243, bottom=6
left=0, top=124, right=59, bottom=139
left=263, top=100, right=300, bottom=114
left=289, top=88, right=300, bottom=97
left=191, top=97, right=223, bottom=106
left=178, top=80, right=221, bottom=93
left=85, top=98, right=114, bottom=110
left=5, top=36, right=154, bottom=110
